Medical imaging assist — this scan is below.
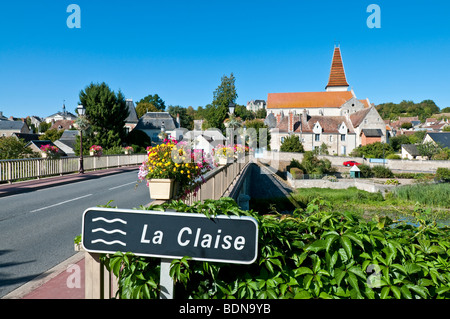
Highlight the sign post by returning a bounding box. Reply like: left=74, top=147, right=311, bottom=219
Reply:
left=82, top=207, right=259, bottom=299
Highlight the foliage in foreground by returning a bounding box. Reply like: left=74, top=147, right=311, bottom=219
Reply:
left=101, top=197, right=450, bottom=299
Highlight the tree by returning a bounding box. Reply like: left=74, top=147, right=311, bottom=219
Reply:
left=280, top=135, right=304, bottom=153
left=244, top=119, right=271, bottom=150
left=79, top=82, right=129, bottom=150
left=389, top=134, right=410, bottom=152
left=350, top=142, right=394, bottom=158
left=417, top=141, right=442, bottom=160
left=234, top=105, right=255, bottom=121
left=375, top=99, right=440, bottom=121
left=135, top=102, right=160, bottom=118
left=301, top=151, right=335, bottom=175
left=136, top=94, right=166, bottom=112
left=39, top=128, right=64, bottom=142
left=167, top=105, right=193, bottom=130
left=205, top=73, right=238, bottom=131
left=0, top=137, right=38, bottom=159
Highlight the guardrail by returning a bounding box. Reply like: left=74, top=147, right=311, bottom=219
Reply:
left=0, top=154, right=147, bottom=184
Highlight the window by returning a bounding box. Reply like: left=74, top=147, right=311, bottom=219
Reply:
left=315, top=134, right=320, bottom=142
left=341, top=134, right=346, bottom=142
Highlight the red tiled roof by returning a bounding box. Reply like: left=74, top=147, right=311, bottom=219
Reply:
left=277, top=114, right=354, bottom=134
left=267, top=91, right=354, bottom=109
left=326, top=47, right=349, bottom=88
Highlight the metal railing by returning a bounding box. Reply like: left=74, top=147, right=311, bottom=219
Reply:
left=0, top=154, right=147, bottom=184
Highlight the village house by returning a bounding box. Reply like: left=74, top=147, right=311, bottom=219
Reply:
left=267, top=46, right=386, bottom=155
left=0, top=120, right=30, bottom=137
left=44, top=104, right=77, bottom=124
left=133, top=112, right=180, bottom=144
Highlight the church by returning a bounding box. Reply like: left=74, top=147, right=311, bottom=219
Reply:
left=267, top=46, right=386, bottom=155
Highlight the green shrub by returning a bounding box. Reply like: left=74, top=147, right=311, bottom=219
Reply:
left=280, top=135, right=304, bottom=153
left=100, top=197, right=450, bottom=299
left=371, top=165, right=394, bottom=178
left=436, top=167, right=450, bottom=182
left=290, top=167, right=304, bottom=179
left=358, top=164, right=373, bottom=178
left=386, top=154, right=401, bottom=160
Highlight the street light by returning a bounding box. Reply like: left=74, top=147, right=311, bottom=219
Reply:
left=228, top=102, right=236, bottom=115
left=76, top=105, right=86, bottom=174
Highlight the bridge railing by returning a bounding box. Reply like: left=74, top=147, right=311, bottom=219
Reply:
left=181, top=155, right=251, bottom=205
left=0, top=154, right=147, bottom=184
left=79, top=154, right=253, bottom=299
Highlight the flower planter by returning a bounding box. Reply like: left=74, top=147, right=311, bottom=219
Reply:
left=148, top=178, right=175, bottom=200
left=90, top=151, right=95, bottom=156
left=218, top=157, right=233, bottom=165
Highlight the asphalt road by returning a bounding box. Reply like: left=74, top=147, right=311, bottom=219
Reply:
left=0, top=170, right=151, bottom=298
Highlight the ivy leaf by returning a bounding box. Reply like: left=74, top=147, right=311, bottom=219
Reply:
left=348, top=266, right=366, bottom=280
left=324, top=234, right=339, bottom=252
left=340, top=236, right=353, bottom=259
left=295, top=267, right=313, bottom=276
left=306, top=239, right=326, bottom=253
left=391, top=286, right=402, bottom=299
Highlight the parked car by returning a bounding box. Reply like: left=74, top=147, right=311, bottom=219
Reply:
left=343, top=161, right=361, bottom=167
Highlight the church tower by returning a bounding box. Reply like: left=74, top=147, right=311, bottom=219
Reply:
left=325, top=46, right=349, bottom=92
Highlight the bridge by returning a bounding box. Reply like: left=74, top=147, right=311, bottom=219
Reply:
left=78, top=153, right=294, bottom=299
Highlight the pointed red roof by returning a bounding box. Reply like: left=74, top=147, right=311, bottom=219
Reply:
left=325, top=47, right=349, bottom=89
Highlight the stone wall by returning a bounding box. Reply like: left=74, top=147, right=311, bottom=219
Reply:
left=259, top=151, right=450, bottom=173
left=286, top=176, right=394, bottom=194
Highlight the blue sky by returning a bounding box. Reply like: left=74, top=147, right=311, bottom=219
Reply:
left=0, top=0, right=449, bottom=119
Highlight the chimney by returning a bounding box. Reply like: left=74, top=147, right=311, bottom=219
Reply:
left=288, top=111, right=294, bottom=133
left=176, top=113, right=180, bottom=128
left=276, top=113, right=281, bottom=125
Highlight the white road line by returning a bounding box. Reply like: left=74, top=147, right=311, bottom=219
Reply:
left=30, top=194, right=93, bottom=213
left=108, top=181, right=137, bottom=191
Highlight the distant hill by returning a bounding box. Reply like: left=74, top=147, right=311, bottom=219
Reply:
left=375, top=99, right=441, bottom=122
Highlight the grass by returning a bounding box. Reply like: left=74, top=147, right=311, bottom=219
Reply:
left=286, top=185, right=450, bottom=223
left=390, top=182, right=450, bottom=208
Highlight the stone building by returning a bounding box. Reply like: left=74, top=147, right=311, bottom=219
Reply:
left=267, top=46, right=386, bottom=155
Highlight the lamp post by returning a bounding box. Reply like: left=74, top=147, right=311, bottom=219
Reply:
left=76, top=105, right=86, bottom=174
left=228, top=102, right=235, bottom=116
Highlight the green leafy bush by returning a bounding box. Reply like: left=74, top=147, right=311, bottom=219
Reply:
left=436, top=168, right=450, bottom=183
left=358, top=164, right=373, bottom=178
left=371, top=165, right=394, bottom=178
left=100, top=197, right=450, bottom=299
left=280, top=135, right=304, bottom=153
left=290, top=167, right=304, bottom=179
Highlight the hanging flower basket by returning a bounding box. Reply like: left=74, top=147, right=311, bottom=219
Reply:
left=124, top=146, right=134, bottom=155
left=89, top=145, right=103, bottom=157
left=40, top=144, right=60, bottom=159
left=213, top=144, right=234, bottom=165
left=138, top=138, right=214, bottom=200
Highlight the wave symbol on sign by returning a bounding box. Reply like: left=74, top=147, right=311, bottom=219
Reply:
left=90, top=217, right=127, bottom=247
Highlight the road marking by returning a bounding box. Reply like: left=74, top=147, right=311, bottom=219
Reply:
left=108, top=181, right=137, bottom=191
left=30, top=194, right=93, bottom=213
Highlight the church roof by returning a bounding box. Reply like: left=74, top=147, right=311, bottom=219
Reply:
left=267, top=91, right=354, bottom=109
left=326, top=46, right=349, bottom=89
